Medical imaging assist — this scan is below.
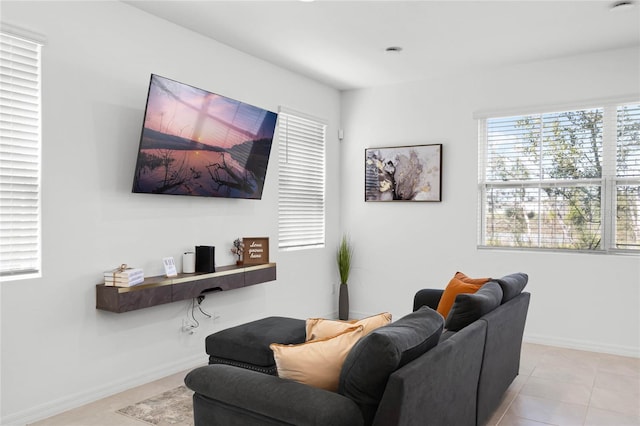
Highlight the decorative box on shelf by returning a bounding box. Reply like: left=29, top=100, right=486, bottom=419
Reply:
left=96, top=263, right=276, bottom=313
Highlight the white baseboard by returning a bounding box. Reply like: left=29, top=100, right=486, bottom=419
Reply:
left=1, top=354, right=206, bottom=426
left=524, top=333, right=640, bottom=358
left=349, top=310, right=374, bottom=319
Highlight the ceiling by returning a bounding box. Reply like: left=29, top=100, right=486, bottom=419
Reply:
left=124, top=0, right=640, bottom=91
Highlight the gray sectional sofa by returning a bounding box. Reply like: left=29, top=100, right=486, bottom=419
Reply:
left=185, top=273, right=530, bottom=426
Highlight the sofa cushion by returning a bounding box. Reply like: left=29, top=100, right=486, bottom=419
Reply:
left=445, top=281, right=503, bottom=331
left=338, top=306, right=443, bottom=421
left=493, top=272, right=528, bottom=303
left=270, top=325, right=364, bottom=392
left=305, top=312, right=392, bottom=341
left=436, top=272, right=491, bottom=319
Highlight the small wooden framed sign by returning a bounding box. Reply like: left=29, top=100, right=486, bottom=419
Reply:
left=243, top=237, right=269, bottom=265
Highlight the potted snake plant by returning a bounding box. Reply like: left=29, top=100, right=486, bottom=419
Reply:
left=337, top=235, right=353, bottom=320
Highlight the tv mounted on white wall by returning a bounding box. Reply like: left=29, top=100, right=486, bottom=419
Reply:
left=132, top=74, right=278, bottom=200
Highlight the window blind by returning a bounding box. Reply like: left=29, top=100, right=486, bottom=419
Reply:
left=479, top=102, right=640, bottom=253
left=278, top=109, right=326, bottom=250
left=615, top=103, right=640, bottom=250
left=0, top=31, right=42, bottom=278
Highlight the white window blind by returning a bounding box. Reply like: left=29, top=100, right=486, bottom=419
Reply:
left=0, top=31, right=42, bottom=278
left=278, top=108, right=326, bottom=250
left=615, top=103, right=640, bottom=250
left=478, top=102, right=640, bottom=253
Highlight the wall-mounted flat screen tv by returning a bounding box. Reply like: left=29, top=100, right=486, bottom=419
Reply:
left=132, top=74, right=278, bottom=199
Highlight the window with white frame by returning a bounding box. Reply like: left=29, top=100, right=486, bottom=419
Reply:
left=0, top=30, right=43, bottom=279
left=277, top=108, right=326, bottom=250
left=478, top=102, right=640, bottom=252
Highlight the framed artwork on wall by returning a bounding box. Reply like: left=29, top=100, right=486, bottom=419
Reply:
left=365, top=144, right=442, bottom=202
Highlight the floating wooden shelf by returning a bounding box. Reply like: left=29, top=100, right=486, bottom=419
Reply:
left=96, top=263, right=276, bottom=313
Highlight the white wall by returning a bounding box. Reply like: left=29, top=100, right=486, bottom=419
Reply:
left=0, top=2, right=341, bottom=424
left=341, top=47, right=640, bottom=357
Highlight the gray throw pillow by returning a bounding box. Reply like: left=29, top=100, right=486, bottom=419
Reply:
left=445, top=281, right=503, bottom=332
left=493, top=272, right=528, bottom=303
left=338, top=306, right=443, bottom=423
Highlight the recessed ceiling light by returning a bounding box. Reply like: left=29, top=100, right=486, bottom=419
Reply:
left=610, top=1, right=636, bottom=11
left=385, top=46, right=403, bottom=53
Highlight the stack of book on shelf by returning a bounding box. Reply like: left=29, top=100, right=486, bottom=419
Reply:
left=104, top=267, right=144, bottom=287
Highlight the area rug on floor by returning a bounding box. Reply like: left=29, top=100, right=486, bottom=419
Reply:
left=116, top=385, right=194, bottom=426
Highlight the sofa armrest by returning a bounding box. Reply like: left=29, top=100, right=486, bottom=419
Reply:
left=413, top=289, right=443, bottom=312
left=185, top=364, right=364, bottom=426
left=476, top=291, right=530, bottom=425
left=373, top=319, right=487, bottom=426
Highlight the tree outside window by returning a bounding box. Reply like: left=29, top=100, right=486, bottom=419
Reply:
left=480, top=103, right=640, bottom=252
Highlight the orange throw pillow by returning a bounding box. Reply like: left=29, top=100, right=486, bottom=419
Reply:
left=436, top=272, right=491, bottom=319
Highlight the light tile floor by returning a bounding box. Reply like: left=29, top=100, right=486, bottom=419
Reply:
left=30, top=343, right=640, bottom=426
left=487, top=343, right=640, bottom=426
